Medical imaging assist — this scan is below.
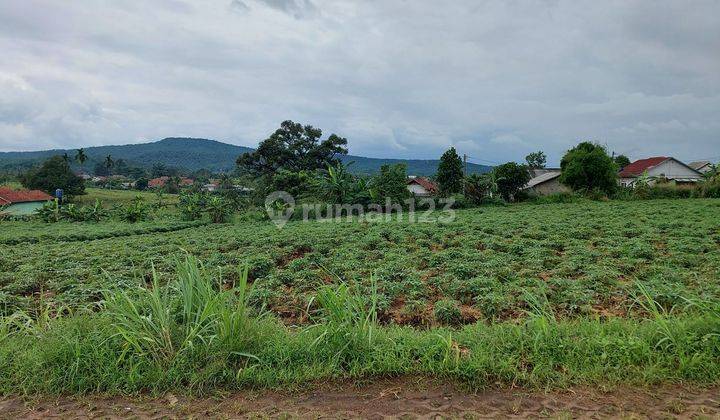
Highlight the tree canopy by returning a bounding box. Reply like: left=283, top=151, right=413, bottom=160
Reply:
left=614, top=154, right=631, bottom=169
left=236, top=120, right=348, bottom=176
left=560, top=142, right=618, bottom=194
left=436, top=147, right=464, bottom=196
left=525, top=151, right=547, bottom=169
left=20, top=155, right=85, bottom=196
left=371, top=163, right=410, bottom=204
left=493, top=162, right=531, bottom=201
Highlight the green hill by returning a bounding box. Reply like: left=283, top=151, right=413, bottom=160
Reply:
left=0, top=138, right=491, bottom=176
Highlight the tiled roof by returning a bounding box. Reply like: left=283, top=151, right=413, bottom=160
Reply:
left=148, top=177, right=194, bottom=187
left=0, top=187, right=54, bottom=204
left=407, top=177, right=438, bottom=193
left=618, top=157, right=669, bottom=178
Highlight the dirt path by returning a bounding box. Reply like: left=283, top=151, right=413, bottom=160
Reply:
left=1, top=379, right=718, bottom=419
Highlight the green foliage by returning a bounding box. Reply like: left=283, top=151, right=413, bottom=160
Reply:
left=20, top=155, right=85, bottom=196
left=206, top=196, right=231, bottom=223
left=267, top=169, right=315, bottom=199
left=179, top=192, right=205, bottom=221
left=436, top=147, right=464, bottom=196
left=614, top=154, right=631, bottom=169
left=370, top=163, right=410, bottom=203
left=313, top=163, right=370, bottom=205
left=4, top=199, right=720, bottom=329
left=493, top=162, right=531, bottom=201
left=310, top=278, right=378, bottom=361
left=525, top=151, right=547, bottom=169
left=135, top=177, right=149, bottom=191
left=465, top=173, right=499, bottom=204
left=104, top=255, right=257, bottom=365
left=560, top=142, right=618, bottom=194
left=237, top=120, right=348, bottom=176
left=434, top=298, right=462, bottom=325
left=116, top=196, right=151, bottom=223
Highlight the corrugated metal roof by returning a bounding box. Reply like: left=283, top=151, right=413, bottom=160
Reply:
left=525, top=171, right=561, bottom=188
left=688, top=161, right=711, bottom=170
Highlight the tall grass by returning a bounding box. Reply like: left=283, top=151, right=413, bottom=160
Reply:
left=103, top=256, right=258, bottom=365
left=308, top=277, right=378, bottom=362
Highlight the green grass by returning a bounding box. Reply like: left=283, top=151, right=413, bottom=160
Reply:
left=74, top=188, right=179, bottom=207
left=0, top=255, right=718, bottom=395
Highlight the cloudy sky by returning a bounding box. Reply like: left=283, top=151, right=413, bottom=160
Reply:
left=1, top=0, right=719, bottom=164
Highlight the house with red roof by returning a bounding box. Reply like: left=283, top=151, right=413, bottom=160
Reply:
left=618, top=157, right=703, bottom=187
left=148, top=176, right=194, bottom=189
left=0, top=187, right=54, bottom=215
left=407, top=176, right=438, bottom=197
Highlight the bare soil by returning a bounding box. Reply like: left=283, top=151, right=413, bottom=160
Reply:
left=1, top=378, right=718, bottom=419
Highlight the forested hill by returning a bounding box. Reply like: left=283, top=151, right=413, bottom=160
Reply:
left=0, top=138, right=491, bottom=175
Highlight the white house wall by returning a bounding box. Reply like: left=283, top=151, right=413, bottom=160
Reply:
left=647, top=160, right=701, bottom=179
left=407, top=184, right=429, bottom=196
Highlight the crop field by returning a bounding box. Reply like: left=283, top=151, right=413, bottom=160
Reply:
left=3, top=199, right=720, bottom=323
left=1, top=197, right=719, bottom=396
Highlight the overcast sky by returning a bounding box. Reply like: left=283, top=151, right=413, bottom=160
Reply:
left=1, top=0, right=719, bottom=164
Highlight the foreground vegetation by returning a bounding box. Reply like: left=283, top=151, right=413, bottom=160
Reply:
left=1, top=198, right=718, bottom=395
left=1, top=255, right=718, bottom=395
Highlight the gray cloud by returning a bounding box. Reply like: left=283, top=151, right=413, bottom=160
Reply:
left=0, top=0, right=718, bottom=164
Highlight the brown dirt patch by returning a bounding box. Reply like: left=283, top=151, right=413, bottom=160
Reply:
left=1, top=378, right=718, bottom=419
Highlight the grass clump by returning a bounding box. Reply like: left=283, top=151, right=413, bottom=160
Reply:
left=104, top=255, right=258, bottom=365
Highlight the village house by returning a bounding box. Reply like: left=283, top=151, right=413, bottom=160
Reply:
left=148, top=176, right=194, bottom=189
left=0, top=187, right=54, bottom=215
left=406, top=176, right=438, bottom=197
left=524, top=168, right=570, bottom=196
left=618, top=157, right=703, bottom=187
left=688, top=161, right=714, bottom=174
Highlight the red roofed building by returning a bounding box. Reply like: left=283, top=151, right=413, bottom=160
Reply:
left=148, top=176, right=194, bottom=189
left=407, top=176, right=438, bottom=197
left=0, top=187, right=54, bottom=215
left=618, top=157, right=703, bottom=187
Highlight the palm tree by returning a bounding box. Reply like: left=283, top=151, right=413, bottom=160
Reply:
left=75, top=148, right=87, bottom=167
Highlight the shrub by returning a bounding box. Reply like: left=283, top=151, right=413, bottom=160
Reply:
left=116, top=196, right=150, bottom=223
left=206, top=196, right=231, bottom=223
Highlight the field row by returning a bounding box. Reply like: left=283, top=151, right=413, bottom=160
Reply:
left=2, top=199, right=720, bottom=324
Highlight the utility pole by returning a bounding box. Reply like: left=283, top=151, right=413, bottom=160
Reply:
left=463, top=154, right=468, bottom=194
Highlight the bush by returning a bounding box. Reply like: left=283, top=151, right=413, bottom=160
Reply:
left=116, top=196, right=150, bottom=223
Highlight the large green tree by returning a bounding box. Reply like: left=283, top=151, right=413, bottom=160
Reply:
left=436, top=147, right=464, bottom=196
left=493, top=162, right=531, bottom=201
left=237, top=120, right=348, bottom=176
left=20, top=155, right=85, bottom=196
left=559, top=142, right=618, bottom=194
left=525, top=151, right=547, bottom=169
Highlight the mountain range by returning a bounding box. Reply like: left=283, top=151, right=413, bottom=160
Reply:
left=0, top=138, right=491, bottom=176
